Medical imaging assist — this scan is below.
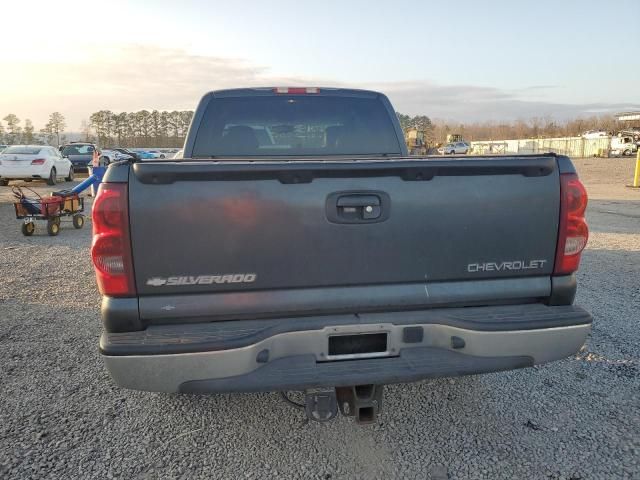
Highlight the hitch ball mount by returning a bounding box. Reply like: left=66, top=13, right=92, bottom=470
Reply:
left=302, top=385, right=384, bottom=424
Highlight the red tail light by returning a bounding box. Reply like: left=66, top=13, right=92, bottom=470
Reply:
left=554, top=173, right=588, bottom=275
left=91, top=183, right=136, bottom=296
left=31, top=158, right=46, bottom=165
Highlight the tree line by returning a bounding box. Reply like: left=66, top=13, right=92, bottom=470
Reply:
left=397, top=112, right=629, bottom=144
left=88, top=110, right=194, bottom=148
left=0, top=112, right=68, bottom=146
left=0, top=110, right=194, bottom=148
left=0, top=110, right=629, bottom=148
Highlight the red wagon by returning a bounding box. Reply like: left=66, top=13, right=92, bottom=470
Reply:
left=12, top=187, right=86, bottom=236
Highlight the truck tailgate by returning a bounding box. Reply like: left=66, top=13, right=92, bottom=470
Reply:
left=129, top=156, right=560, bottom=320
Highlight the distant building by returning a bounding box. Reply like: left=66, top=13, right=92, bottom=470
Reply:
left=616, top=111, right=640, bottom=127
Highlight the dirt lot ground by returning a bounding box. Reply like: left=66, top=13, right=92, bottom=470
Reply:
left=0, top=157, right=638, bottom=479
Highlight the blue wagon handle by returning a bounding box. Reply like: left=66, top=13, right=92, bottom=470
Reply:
left=72, top=165, right=106, bottom=196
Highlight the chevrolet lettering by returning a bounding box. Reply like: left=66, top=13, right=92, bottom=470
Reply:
left=467, top=260, right=548, bottom=273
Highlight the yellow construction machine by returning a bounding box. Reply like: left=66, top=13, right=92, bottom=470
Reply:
left=405, top=128, right=434, bottom=155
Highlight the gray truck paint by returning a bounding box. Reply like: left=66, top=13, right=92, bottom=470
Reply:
left=129, top=161, right=559, bottom=307
left=98, top=88, right=591, bottom=394
left=137, top=277, right=550, bottom=322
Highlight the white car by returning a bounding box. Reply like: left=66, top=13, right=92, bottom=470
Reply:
left=146, top=150, right=166, bottom=159
left=172, top=149, right=184, bottom=159
left=99, top=150, right=118, bottom=165
left=438, top=142, right=470, bottom=155
left=0, top=145, right=74, bottom=186
left=100, top=149, right=133, bottom=165
left=582, top=130, right=609, bottom=139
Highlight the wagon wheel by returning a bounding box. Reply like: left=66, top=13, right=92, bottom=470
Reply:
left=21, top=222, right=35, bottom=236
left=72, top=214, right=85, bottom=229
left=47, top=219, right=60, bottom=236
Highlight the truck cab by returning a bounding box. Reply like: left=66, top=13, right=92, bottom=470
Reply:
left=611, top=134, right=638, bottom=156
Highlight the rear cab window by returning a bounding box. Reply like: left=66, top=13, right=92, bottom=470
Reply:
left=62, top=145, right=94, bottom=156
left=191, top=93, right=403, bottom=158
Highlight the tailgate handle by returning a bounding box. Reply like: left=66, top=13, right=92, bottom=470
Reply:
left=326, top=191, right=390, bottom=224
left=336, top=195, right=380, bottom=208
left=336, top=194, right=382, bottom=221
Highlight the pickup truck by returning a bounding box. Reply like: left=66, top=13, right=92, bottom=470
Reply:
left=92, top=87, right=592, bottom=424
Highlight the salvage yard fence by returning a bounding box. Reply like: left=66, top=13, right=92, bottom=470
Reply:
left=470, top=136, right=611, bottom=158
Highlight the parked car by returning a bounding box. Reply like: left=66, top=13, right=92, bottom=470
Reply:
left=93, top=87, right=591, bottom=425
left=60, top=142, right=100, bottom=170
left=172, top=149, right=184, bottom=159
left=0, top=145, right=9, bottom=153
left=581, top=130, right=609, bottom=139
left=133, top=150, right=156, bottom=160
left=98, top=150, right=118, bottom=165
left=147, top=150, right=167, bottom=159
left=111, top=148, right=140, bottom=161
left=438, top=141, right=470, bottom=154
left=0, top=145, right=74, bottom=186
left=101, top=149, right=139, bottom=164
left=117, top=148, right=139, bottom=160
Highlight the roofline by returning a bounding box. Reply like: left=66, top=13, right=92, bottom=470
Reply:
left=2, top=144, right=54, bottom=148
left=209, top=87, right=384, bottom=97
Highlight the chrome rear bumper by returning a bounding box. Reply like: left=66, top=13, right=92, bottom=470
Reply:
left=101, top=304, right=591, bottom=393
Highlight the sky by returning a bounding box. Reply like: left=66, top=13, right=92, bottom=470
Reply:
left=1, top=0, right=639, bottom=130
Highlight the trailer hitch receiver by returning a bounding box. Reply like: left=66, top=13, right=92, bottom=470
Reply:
left=284, top=385, right=385, bottom=424
left=336, top=384, right=384, bottom=424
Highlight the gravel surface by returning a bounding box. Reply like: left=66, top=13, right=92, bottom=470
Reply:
left=0, top=157, right=638, bottom=479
